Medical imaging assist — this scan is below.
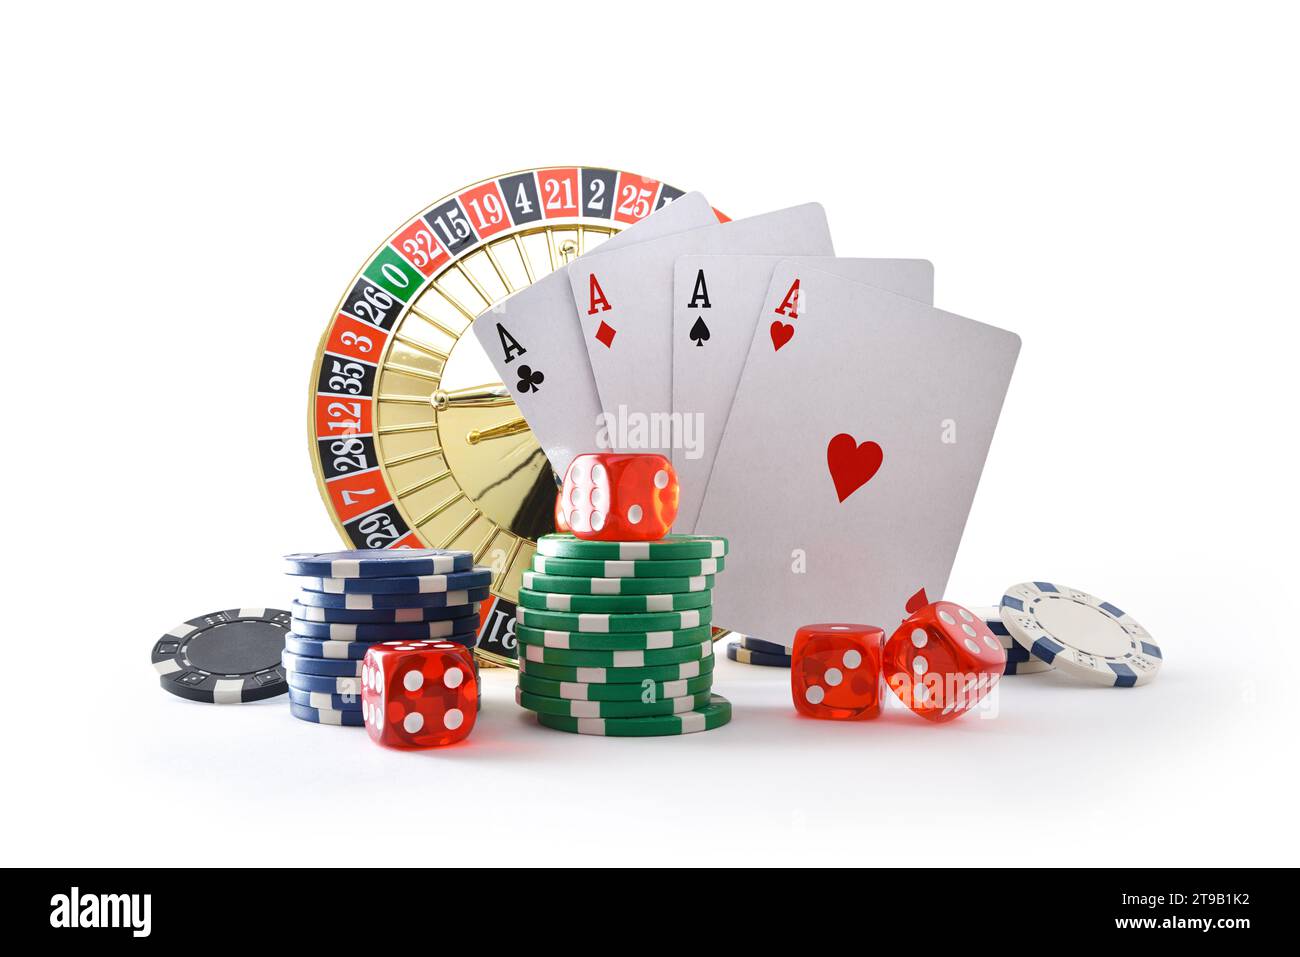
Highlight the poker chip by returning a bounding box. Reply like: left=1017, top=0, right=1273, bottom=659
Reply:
left=520, top=637, right=714, bottom=669
left=288, top=687, right=362, bottom=711
left=289, top=701, right=366, bottom=727
left=291, top=600, right=481, bottom=624
left=297, top=568, right=493, bottom=595
left=531, top=694, right=732, bottom=736
left=518, top=671, right=714, bottom=702
left=516, top=622, right=715, bottom=651
left=726, top=641, right=791, bottom=667
left=284, top=633, right=473, bottom=660
left=972, top=606, right=1052, bottom=675
left=288, top=615, right=479, bottom=642
left=294, top=587, right=491, bottom=610
left=739, top=635, right=793, bottom=656
left=286, top=671, right=363, bottom=695
left=516, top=686, right=715, bottom=719
left=152, top=607, right=291, bottom=704
left=284, top=548, right=473, bottom=578
left=516, top=605, right=711, bottom=634
left=999, top=582, right=1162, bottom=687
left=519, top=653, right=716, bottom=685
left=522, top=571, right=714, bottom=596
left=282, top=649, right=366, bottom=677
left=516, top=587, right=713, bottom=614
left=531, top=555, right=724, bottom=579
left=535, top=534, right=728, bottom=561
left=998, top=582, right=1164, bottom=686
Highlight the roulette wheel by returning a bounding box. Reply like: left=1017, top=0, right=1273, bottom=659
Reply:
left=308, top=167, right=701, bottom=667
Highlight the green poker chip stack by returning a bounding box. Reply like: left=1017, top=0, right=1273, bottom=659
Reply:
left=515, top=534, right=733, bottom=737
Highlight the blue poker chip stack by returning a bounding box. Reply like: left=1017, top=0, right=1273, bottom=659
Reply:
left=726, top=635, right=793, bottom=667
left=282, top=549, right=491, bottom=726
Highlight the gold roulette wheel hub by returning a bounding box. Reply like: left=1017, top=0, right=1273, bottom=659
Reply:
left=308, top=167, right=706, bottom=667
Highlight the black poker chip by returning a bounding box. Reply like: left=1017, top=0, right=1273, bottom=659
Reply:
left=152, top=608, right=291, bottom=703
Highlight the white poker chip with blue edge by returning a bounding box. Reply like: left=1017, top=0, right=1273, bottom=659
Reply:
left=284, top=549, right=473, bottom=578
left=998, top=582, right=1161, bottom=687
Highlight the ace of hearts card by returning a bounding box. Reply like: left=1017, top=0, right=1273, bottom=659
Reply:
left=671, top=254, right=936, bottom=531
left=695, top=261, right=1021, bottom=641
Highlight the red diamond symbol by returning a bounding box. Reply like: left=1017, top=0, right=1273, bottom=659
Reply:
left=595, top=321, right=617, bottom=348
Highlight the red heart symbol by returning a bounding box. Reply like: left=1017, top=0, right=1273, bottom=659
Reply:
left=826, top=433, right=884, bottom=502
left=770, top=321, right=794, bottom=351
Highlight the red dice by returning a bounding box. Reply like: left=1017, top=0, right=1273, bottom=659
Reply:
left=360, top=640, right=478, bottom=749
left=559, top=453, right=679, bottom=541
left=791, top=623, right=885, bottom=720
left=883, top=601, right=1005, bottom=723
left=554, top=489, right=571, bottom=533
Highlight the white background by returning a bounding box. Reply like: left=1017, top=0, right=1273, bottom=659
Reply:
left=3, top=1, right=1296, bottom=867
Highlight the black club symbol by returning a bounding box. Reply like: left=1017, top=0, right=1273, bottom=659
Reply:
left=517, top=365, right=544, bottom=394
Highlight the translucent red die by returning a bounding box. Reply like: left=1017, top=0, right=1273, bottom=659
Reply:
left=791, top=623, right=885, bottom=720
left=554, top=489, right=571, bottom=533
left=882, top=601, right=1005, bottom=723
left=560, top=452, right=679, bottom=541
left=360, top=639, right=478, bottom=749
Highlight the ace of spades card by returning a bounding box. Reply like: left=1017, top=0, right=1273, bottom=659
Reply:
left=695, top=261, right=1021, bottom=641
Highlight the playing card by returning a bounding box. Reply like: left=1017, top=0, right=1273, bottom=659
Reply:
left=672, top=255, right=935, bottom=531
left=471, top=192, right=717, bottom=476
left=567, top=204, right=833, bottom=460
left=695, top=261, right=1020, bottom=641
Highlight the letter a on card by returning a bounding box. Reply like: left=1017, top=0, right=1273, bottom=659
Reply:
left=587, top=274, right=612, bottom=315
left=774, top=278, right=800, bottom=318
